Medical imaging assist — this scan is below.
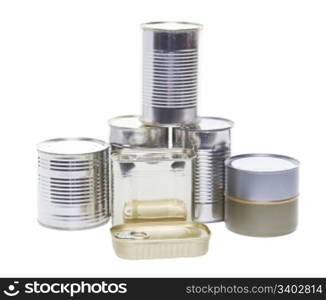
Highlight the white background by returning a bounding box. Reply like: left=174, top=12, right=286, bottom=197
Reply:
left=0, top=0, right=325, bottom=277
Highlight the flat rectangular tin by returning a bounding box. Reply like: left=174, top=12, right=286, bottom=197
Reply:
left=111, top=221, right=210, bottom=260
left=111, top=148, right=194, bottom=225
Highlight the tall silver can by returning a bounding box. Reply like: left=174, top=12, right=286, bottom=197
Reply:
left=37, top=138, right=110, bottom=230
left=174, top=117, right=234, bottom=222
left=142, top=22, right=202, bottom=126
left=225, top=153, right=299, bottom=237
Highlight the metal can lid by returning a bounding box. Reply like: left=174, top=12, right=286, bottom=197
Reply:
left=227, top=153, right=299, bottom=173
left=142, top=21, right=203, bottom=32
left=37, top=137, right=108, bottom=155
left=186, top=117, right=234, bottom=132
left=108, top=115, right=145, bottom=130
left=226, top=153, right=299, bottom=202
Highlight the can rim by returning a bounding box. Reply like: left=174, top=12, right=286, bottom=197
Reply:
left=36, top=137, right=109, bottom=155
left=108, top=115, right=149, bottom=130
left=141, top=21, right=203, bottom=32
left=225, top=153, right=300, bottom=174
left=183, top=116, right=234, bottom=132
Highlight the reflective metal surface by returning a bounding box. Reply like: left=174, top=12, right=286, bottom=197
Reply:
left=141, top=22, right=202, bottom=125
left=111, top=221, right=210, bottom=259
left=174, top=117, right=233, bottom=223
left=225, top=154, right=299, bottom=202
left=111, top=148, right=194, bottom=226
left=37, top=137, right=110, bottom=230
left=108, top=115, right=169, bottom=149
left=225, top=196, right=298, bottom=237
left=225, top=153, right=300, bottom=237
left=194, top=202, right=223, bottom=223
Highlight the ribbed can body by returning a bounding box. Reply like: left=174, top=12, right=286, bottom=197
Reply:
left=37, top=138, right=109, bottom=230
left=142, top=22, right=202, bottom=125
left=174, top=117, right=233, bottom=222
left=193, top=149, right=230, bottom=222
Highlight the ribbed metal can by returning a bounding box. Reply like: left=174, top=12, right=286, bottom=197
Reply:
left=37, top=138, right=110, bottom=230
left=225, top=153, right=299, bottom=237
left=141, top=22, right=202, bottom=126
left=174, top=117, right=234, bottom=222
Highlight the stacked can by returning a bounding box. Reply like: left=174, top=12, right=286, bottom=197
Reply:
left=36, top=21, right=300, bottom=245
left=174, top=117, right=233, bottom=222
left=37, top=138, right=110, bottom=230
left=109, top=115, right=169, bottom=150
left=108, top=22, right=203, bottom=226
left=142, top=22, right=202, bottom=126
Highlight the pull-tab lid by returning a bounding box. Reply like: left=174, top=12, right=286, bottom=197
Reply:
left=111, top=222, right=210, bottom=259
left=114, top=231, right=150, bottom=240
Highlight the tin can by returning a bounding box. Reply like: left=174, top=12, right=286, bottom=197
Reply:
left=111, top=148, right=194, bottom=225
left=37, top=138, right=110, bottom=230
left=108, top=115, right=169, bottom=150
left=111, top=221, right=210, bottom=259
left=225, top=153, right=299, bottom=237
left=141, top=22, right=202, bottom=126
left=174, top=117, right=234, bottom=222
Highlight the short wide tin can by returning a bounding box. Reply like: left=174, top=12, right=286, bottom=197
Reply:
left=37, top=138, right=110, bottom=230
left=225, top=154, right=299, bottom=237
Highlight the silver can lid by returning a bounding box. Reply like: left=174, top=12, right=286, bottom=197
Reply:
left=226, top=153, right=299, bottom=202
left=142, top=21, right=202, bottom=32
left=187, top=117, right=234, bottom=132
left=175, top=117, right=233, bottom=150
left=37, top=137, right=108, bottom=155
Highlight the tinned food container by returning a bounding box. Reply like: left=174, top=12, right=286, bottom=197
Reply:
left=111, top=221, right=210, bottom=259
left=174, top=117, right=233, bottom=223
left=37, top=138, right=110, bottom=230
left=225, top=154, right=299, bottom=237
left=142, top=22, right=202, bottom=126
left=111, top=148, right=194, bottom=225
